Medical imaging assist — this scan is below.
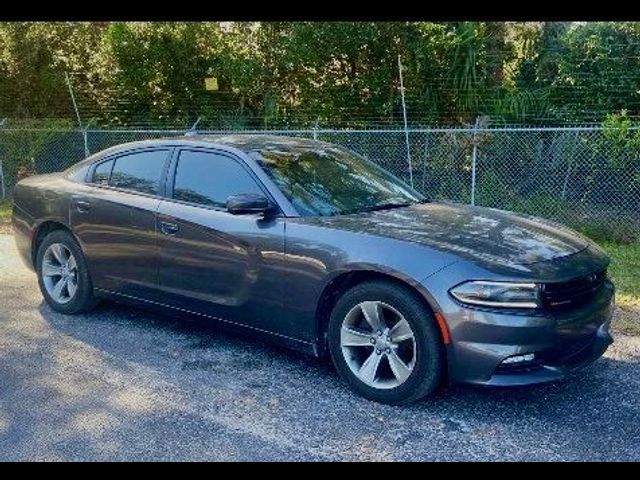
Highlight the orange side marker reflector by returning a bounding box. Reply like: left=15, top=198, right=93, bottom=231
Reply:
left=434, top=312, right=451, bottom=345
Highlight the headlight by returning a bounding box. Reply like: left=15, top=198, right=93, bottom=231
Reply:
left=449, top=281, right=540, bottom=309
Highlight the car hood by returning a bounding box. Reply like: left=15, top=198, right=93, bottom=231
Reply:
left=296, top=202, right=590, bottom=270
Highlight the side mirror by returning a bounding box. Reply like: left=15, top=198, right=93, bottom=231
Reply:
left=226, top=193, right=274, bottom=215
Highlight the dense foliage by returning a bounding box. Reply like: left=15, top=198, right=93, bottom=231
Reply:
left=2, top=21, right=640, bottom=128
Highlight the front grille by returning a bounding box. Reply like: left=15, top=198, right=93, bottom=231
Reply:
left=541, top=270, right=607, bottom=310
left=536, top=332, right=598, bottom=367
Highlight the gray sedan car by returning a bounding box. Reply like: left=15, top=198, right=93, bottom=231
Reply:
left=12, top=135, right=615, bottom=404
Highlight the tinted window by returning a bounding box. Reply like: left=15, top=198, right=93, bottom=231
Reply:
left=110, top=150, right=168, bottom=195
left=173, top=150, right=263, bottom=207
left=252, top=146, right=423, bottom=216
left=93, top=159, right=114, bottom=185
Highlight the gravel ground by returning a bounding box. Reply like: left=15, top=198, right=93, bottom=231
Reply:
left=0, top=233, right=639, bottom=461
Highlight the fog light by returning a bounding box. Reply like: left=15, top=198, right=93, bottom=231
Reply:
left=501, top=353, right=535, bottom=365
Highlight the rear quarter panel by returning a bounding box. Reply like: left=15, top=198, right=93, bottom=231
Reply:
left=12, top=174, right=74, bottom=269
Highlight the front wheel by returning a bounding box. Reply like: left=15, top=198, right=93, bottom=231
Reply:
left=327, top=280, right=445, bottom=405
left=36, top=229, right=97, bottom=314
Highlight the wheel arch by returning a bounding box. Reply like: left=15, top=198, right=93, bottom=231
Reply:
left=31, top=220, right=78, bottom=266
left=315, top=268, right=448, bottom=357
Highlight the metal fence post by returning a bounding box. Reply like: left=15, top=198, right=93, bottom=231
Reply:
left=0, top=158, right=5, bottom=200
left=82, top=127, right=90, bottom=157
left=312, top=117, right=319, bottom=141
left=0, top=118, right=5, bottom=199
left=65, top=72, right=83, bottom=129
left=421, top=131, right=429, bottom=193
left=470, top=117, right=480, bottom=206
left=398, top=55, right=414, bottom=187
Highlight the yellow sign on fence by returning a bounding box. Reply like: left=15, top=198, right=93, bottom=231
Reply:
left=204, top=77, right=219, bottom=91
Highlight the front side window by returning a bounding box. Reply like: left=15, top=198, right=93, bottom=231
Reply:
left=109, top=150, right=168, bottom=195
left=173, top=150, right=263, bottom=208
left=252, top=145, right=424, bottom=216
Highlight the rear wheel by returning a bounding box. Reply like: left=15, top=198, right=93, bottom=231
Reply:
left=36, top=229, right=97, bottom=314
left=327, top=280, right=445, bottom=404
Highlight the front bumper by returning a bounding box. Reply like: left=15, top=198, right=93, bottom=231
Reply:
left=444, top=280, right=615, bottom=387
left=478, top=321, right=613, bottom=386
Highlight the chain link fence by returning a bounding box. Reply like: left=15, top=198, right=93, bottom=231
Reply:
left=1, top=126, right=639, bottom=242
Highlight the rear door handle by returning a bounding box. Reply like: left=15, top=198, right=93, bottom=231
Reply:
left=159, top=221, right=179, bottom=235
left=76, top=200, right=91, bottom=213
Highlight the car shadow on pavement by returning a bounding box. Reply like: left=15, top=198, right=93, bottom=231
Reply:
left=3, top=294, right=638, bottom=460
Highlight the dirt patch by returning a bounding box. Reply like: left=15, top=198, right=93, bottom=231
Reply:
left=613, top=304, right=640, bottom=336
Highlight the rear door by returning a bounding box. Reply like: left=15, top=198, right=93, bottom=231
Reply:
left=71, top=147, right=171, bottom=299
left=156, top=147, right=288, bottom=335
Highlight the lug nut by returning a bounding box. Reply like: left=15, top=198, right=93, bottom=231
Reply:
left=370, top=338, right=376, bottom=345
left=387, top=336, right=392, bottom=342
left=386, top=348, right=391, bottom=354
left=376, top=349, right=382, bottom=355
left=377, top=331, right=383, bottom=336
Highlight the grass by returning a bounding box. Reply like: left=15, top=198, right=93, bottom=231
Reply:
left=600, top=241, right=640, bottom=335
left=602, top=242, right=640, bottom=303
left=0, top=199, right=10, bottom=219
left=0, top=200, right=11, bottom=233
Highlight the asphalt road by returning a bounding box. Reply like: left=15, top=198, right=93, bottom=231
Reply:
left=1, top=234, right=639, bottom=461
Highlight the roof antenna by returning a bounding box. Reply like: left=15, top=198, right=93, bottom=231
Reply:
left=185, top=116, right=202, bottom=137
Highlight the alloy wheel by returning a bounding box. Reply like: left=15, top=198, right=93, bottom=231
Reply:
left=340, top=301, right=417, bottom=389
left=41, top=243, right=79, bottom=304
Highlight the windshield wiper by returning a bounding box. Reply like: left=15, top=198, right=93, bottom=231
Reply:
left=359, top=202, right=412, bottom=213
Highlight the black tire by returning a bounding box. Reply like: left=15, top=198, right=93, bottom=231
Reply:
left=327, top=280, right=445, bottom=405
left=36, top=229, right=97, bottom=314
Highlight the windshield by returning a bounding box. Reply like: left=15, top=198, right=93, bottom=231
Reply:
left=252, top=145, right=425, bottom=216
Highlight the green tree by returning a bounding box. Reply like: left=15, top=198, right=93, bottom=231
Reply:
left=552, top=23, right=640, bottom=123
left=0, top=22, right=106, bottom=120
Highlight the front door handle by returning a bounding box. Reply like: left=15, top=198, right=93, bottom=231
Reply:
left=159, top=221, right=179, bottom=235
left=76, top=200, right=91, bottom=213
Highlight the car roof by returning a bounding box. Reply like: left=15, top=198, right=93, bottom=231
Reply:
left=69, top=135, right=345, bottom=174
left=196, top=134, right=332, bottom=153
left=69, top=134, right=344, bottom=175
left=96, top=134, right=335, bottom=157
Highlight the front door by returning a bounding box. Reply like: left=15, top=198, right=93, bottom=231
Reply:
left=156, top=148, right=287, bottom=335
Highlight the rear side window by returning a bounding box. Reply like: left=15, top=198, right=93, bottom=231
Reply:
left=173, top=150, right=263, bottom=207
left=93, top=159, right=114, bottom=185
left=109, top=150, right=168, bottom=195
